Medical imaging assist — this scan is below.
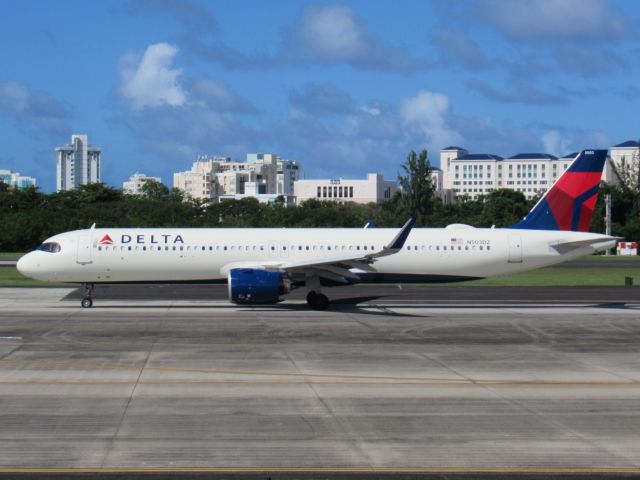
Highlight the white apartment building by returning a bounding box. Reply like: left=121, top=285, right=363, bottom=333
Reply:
left=122, top=172, right=162, bottom=195
left=173, top=153, right=300, bottom=204
left=294, top=173, right=397, bottom=205
left=440, top=146, right=575, bottom=200
left=607, top=140, right=640, bottom=185
left=0, top=169, right=36, bottom=189
left=56, top=134, right=101, bottom=192
left=440, top=141, right=640, bottom=201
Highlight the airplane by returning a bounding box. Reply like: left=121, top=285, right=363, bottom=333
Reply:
left=17, top=149, right=617, bottom=310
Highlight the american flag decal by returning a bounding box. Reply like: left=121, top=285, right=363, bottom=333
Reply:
left=450, top=238, right=464, bottom=245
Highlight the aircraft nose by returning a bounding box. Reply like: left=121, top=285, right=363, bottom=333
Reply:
left=17, top=253, right=38, bottom=278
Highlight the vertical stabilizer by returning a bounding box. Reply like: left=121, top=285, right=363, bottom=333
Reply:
left=510, top=149, right=607, bottom=232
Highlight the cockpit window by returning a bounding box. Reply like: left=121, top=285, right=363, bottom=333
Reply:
left=36, top=242, right=61, bottom=253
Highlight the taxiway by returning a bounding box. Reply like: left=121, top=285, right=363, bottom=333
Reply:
left=0, top=286, right=639, bottom=479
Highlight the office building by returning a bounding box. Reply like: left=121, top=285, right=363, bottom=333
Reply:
left=122, top=173, right=162, bottom=195
left=294, top=173, right=397, bottom=205
left=56, top=134, right=101, bottom=191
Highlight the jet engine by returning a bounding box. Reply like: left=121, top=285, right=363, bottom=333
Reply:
left=228, top=268, right=290, bottom=305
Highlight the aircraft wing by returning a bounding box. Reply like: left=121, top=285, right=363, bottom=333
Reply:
left=219, top=216, right=416, bottom=283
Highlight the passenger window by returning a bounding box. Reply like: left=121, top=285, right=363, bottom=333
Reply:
left=487, top=246, right=491, bottom=251
left=158, top=246, right=162, bottom=251
left=180, top=246, right=184, bottom=251
left=480, top=246, right=484, bottom=250
left=224, top=246, right=227, bottom=251
left=143, top=246, right=147, bottom=251
left=128, top=246, right=132, bottom=251
left=414, top=246, right=418, bottom=251
left=436, top=246, right=440, bottom=251
left=98, top=246, right=102, bottom=251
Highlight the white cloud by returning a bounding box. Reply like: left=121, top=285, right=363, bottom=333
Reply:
left=291, top=5, right=428, bottom=71
left=399, top=90, right=462, bottom=150
left=0, top=81, right=70, bottom=135
left=298, top=5, right=368, bottom=61
left=119, top=43, right=186, bottom=110
left=190, top=77, right=255, bottom=113
left=481, top=0, right=629, bottom=42
left=541, top=130, right=571, bottom=155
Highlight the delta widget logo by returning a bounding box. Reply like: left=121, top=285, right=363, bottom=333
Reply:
left=99, top=234, right=114, bottom=245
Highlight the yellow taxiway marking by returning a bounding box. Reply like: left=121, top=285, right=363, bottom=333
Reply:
left=0, top=467, right=640, bottom=474
left=0, top=359, right=638, bottom=386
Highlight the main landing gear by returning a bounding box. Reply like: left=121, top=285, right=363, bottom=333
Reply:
left=81, top=283, right=94, bottom=308
left=305, top=275, right=329, bottom=310
left=306, top=291, right=329, bottom=310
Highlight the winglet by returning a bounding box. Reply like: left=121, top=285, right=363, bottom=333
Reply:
left=385, top=216, right=416, bottom=251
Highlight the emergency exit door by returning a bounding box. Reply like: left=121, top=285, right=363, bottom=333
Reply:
left=508, top=234, right=523, bottom=263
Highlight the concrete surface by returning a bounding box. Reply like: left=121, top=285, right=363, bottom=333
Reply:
left=0, top=287, right=639, bottom=478
left=65, top=283, right=640, bottom=305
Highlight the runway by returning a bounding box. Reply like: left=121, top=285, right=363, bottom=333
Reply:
left=0, top=286, right=639, bottom=479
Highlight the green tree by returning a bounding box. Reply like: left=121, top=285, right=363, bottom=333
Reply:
left=140, top=179, right=170, bottom=199
left=479, top=189, right=531, bottom=227
left=397, top=149, right=435, bottom=225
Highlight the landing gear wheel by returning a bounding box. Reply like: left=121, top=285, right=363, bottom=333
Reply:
left=306, top=291, right=317, bottom=306
left=81, top=297, right=93, bottom=308
left=309, top=293, right=329, bottom=310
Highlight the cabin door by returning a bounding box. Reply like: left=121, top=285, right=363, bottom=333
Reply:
left=508, top=234, right=523, bottom=263
left=76, top=236, right=93, bottom=265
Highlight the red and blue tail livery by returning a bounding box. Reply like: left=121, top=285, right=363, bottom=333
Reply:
left=511, top=149, right=607, bottom=232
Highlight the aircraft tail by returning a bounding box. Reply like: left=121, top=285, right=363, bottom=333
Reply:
left=510, top=149, right=608, bottom=232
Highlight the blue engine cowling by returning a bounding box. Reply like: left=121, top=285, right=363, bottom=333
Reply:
left=228, top=268, right=285, bottom=305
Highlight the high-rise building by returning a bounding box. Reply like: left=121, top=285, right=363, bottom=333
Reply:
left=122, top=172, right=162, bottom=195
left=0, top=169, right=36, bottom=189
left=56, top=134, right=101, bottom=192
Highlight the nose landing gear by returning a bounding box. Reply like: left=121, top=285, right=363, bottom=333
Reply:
left=81, top=283, right=94, bottom=308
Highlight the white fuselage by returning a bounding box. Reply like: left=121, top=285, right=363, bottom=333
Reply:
left=17, top=226, right=615, bottom=284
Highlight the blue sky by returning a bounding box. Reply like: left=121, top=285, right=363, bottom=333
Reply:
left=0, top=0, right=638, bottom=192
